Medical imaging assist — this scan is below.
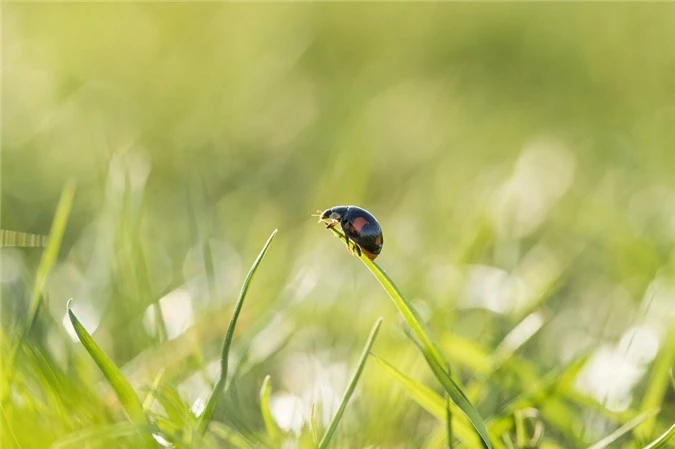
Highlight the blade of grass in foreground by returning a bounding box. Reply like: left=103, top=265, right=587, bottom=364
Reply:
left=328, top=227, right=493, bottom=449
left=642, top=423, right=675, bottom=449
left=3, top=180, right=76, bottom=401
left=634, top=325, right=675, bottom=441
left=198, top=229, right=278, bottom=435
left=372, top=354, right=482, bottom=448
left=67, top=300, right=148, bottom=426
left=259, top=375, right=281, bottom=443
left=318, top=317, right=383, bottom=449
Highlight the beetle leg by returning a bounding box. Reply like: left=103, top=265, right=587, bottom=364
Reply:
left=343, top=236, right=361, bottom=257
left=343, top=236, right=355, bottom=254
left=325, top=221, right=337, bottom=229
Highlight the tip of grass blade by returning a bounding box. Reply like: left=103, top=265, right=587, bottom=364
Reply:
left=67, top=300, right=148, bottom=428
left=198, top=228, right=278, bottom=435
left=318, top=317, right=383, bottom=449
left=260, top=375, right=281, bottom=443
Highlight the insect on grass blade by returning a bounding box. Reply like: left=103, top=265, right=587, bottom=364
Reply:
left=325, top=227, right=493, bottom=449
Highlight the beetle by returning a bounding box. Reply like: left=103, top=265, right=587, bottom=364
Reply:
left=319, top=205, right=383, bottom=260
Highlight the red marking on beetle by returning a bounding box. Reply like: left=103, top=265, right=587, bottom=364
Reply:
left=352, top=216, right=369, bottom=233
left=375, top=234, right=382, bottom=246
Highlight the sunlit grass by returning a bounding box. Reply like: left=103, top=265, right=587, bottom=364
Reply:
left=198, top=229, right=278, bottom=435
left=3, top=4, right=675, bottom=449
left=327, top=226, right=493, bottom=448
left=317, top=317, right=382, bottom=449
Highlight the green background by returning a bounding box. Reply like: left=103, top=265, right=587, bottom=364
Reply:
left=2, top=4, right=674, bottom=448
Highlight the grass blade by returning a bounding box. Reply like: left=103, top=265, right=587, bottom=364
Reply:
left=3, top=180, right=76, bottom=401
left=26, top=180, right=76, bottom=333
left=67, top=300, right=148, bottom=426
left=198, top=229, right=278, bottom=434
left=317, top=317, right=383, bottom=449
left=586, top=408, right=660, bottom=449
left=634, top=325, right=675, bottom=441
left=643, top=423, right=675, bottom=449
left=142, top=368, right=166, bottom=412
left=327, top=227, right=493, bottom=448
left=372, top=353, right=446, bottom=417
left=421, top=344, right=494, bottom=449
left=259, top=375, right=281, bottom=442
left=372, top=353, right=484, bottom=448
left=487, top=354, right=589, bottom=437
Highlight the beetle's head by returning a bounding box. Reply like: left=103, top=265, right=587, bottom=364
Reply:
left=320, top=206, right=349, bottom=221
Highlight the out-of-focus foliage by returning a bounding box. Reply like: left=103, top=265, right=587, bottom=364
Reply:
left=2, top=3, right=674, bottom=448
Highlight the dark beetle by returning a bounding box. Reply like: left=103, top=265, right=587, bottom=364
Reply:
left=320, top=205, right=383, bottom=260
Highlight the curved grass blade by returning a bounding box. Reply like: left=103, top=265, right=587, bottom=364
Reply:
left=643, top=423, right=675, bottom=449
left=634, top=325, right=675, bottom=440
left=327, top=227, right=493, bottom=449
left=67, top=300, right=148, bottom=426
left=260, top=375, right=281, bottom=442
left=586, top=408, right=659, bottom=449
left=372, top=354, right=446, bottom=417
left=3, top=181, right=76, bottom=401
left=421, top=344, right=494, bottom=449
left=198, top=229, right=278, bottom=434
left=317, top=317, right=383, bottom=449
left=372, top=354, right=482, bottom=448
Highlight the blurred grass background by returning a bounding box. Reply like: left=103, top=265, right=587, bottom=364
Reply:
left=2, top=3, right=675, bottom=448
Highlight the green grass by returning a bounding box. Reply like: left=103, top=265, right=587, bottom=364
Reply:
left=327, top=226, right=493, bottom=448
left=317, top=317, right=383, bottom=449
left=3, top=4, right=675, bottom=448
left=67, top=299, right=149, bottom=428
left=198, top=229, right=278, bottom=435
